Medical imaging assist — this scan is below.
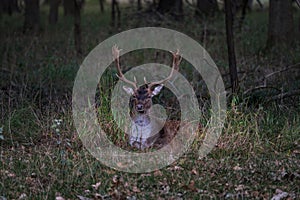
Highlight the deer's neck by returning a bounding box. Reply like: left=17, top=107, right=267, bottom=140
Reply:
left=133, top=113, right=151, bottom=127
left=131, top=113, right=152, bottom=138
left=129, top=113, right=158, bottom=148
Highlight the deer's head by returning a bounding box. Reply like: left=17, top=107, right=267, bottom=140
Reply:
left=123, top=84, right=163, bottom=115
left=112, top=45, right=182, bottom=118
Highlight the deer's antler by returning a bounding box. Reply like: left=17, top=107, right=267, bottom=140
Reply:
left=112, top=45, right=138, bottom=89
left=148, top=49, right=182, bottom=88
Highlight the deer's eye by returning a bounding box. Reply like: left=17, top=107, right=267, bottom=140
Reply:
left=145, top=98, right=151, bottom=103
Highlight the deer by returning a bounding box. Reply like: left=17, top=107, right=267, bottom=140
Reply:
left=112, top=45, right=183, bottom=150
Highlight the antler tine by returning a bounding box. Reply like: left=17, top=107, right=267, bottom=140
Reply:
left=172, top=49, right=182, bottom=71
left=148, top=49, right=182, bottom=88
left=112, top=45, right=138, bottom=89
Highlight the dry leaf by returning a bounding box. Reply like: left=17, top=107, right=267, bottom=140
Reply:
left=235, top=184, right=244, bottom=191
left=92, top=182, right=101, bottom=190
left=132, top=186, right=141, bottom=193
left=174, top=166, right=184, bottom=171
left=8, top=173, right=16, bottom=178
left=154, top=170, right=163, bottom=177
left=233, top=165, right=242, bottom=171
left=112, top=175, right=119, bottom=183
left=271, top=189, right=289, bottom=200
left=187, top=180, right=198, bottom=192
left=18, top=193, right=27, bottom=200
left=76, top=195, right=92, bottom=200
left=191, top=168, right=198, bottom=175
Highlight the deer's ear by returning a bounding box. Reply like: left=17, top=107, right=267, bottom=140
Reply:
left=151, top=84, right=163, bottom=97
left=123, top=86, right=135, bottom=95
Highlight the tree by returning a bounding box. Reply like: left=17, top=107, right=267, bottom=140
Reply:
left=157, top=0, right=183, bottom=16
left=0, top=0, right=20, bottom=15
left=266, top=0, right=294, bottom=48
left=224, top=0, right=239, bottom=93
left=49, top=0, right=61, bottom=24
left=238, top=0, right=250, bottom=30
left=137, top=0, right=142, bottom=10
left=99, top=0, right=105, bottom=13
left=111, top=0, right=121, bottom=27
left=23, top=0, right=40, bottom=32
left=74, top=0, right=83, bottom=56
left=195, top=0, right=218, bottom=17
left=63, top=0, right=75, bottom=16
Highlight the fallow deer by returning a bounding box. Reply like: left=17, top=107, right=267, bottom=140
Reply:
left=112, top=45, right=182, bottom=149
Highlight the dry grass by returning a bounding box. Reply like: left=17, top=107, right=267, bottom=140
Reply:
left=0, top=1, right=300, bottom=199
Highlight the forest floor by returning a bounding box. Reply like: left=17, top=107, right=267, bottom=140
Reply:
left=0, top=1, right=300, bottom=199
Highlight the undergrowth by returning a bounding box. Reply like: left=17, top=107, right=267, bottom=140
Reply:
left=0, top=1, right=299, bottom=199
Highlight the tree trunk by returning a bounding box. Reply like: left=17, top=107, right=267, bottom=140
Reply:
left=237, top=0, right=249, bottom=30
left=225, top=0, right=239, bottom=93
left=152, top=0, right=157, bottom=7
left=0, top=0, right=20, bottom=15
left=23, top=0, right=40, bottom=33
left=195, top=0, right=218, bottom=17
left=137, top=0, right=142, bottom=10
left=99, top=0, right=104, bottom=13
left=174, top=0, right=183, bottom=15
left=111, top=0, right=121, bottom=27
left=266, top=0, right=294, bottom=48
left=157, top=0, right=183, bottom=16
left=74, top=0, right=82, bottom=56
left=0, top=1, right=3, bottom=18
left=63, top=0, right=75, bottom=16
left=111, top=0, right=115, bottom=26
left=49, top=0, right=61, bottom=24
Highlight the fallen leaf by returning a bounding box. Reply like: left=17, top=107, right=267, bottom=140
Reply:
left=18, top=193, right=27, bottom=200
left=76, top=195, right=92, bottom=200
left=191, top=168, right=198, bottom=175
left=235, top=184, right=244, bottom=191
left=271, top=189, right=289, bottom=200
left=94, top=193, right=107, bottom=199
left=187, top=180, right=198, bottom=192
left=132, top=186, right=141, bottom=193
left=174, top=166, right=184, bottom=171
left=112, top=175, right=119, bottom=183
left=233, top=165, right=242, bottom=171
left=8, top=173, right=16, bottom=178
left=225, top=193, right=235, bottom=199
left=154, top=170, right=163, bottom=177
left=92, top=182, right=101, bottom=190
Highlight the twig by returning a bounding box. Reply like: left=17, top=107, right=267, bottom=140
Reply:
left=267, top=89, right=300, bottom=102
left=265, top=63, right=300, bottom=79
left=243, top=85, right=281, bottom=95
left=263, top=63, right=300, bottom=85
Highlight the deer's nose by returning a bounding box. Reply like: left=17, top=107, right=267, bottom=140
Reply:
left=136, top=104, right=144, bottom=110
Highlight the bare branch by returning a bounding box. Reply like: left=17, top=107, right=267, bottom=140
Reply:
left=264, top=63, right=300, bottom=79
left=267, top=89, right=300, bottom=102
left=243, top=85, right=281, bottom=95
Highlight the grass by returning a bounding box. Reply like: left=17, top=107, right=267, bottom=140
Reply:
left=1, top=0, right=300, bottom=199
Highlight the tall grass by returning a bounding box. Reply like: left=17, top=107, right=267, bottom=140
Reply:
left=0, top=1, right=299, bottom=199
